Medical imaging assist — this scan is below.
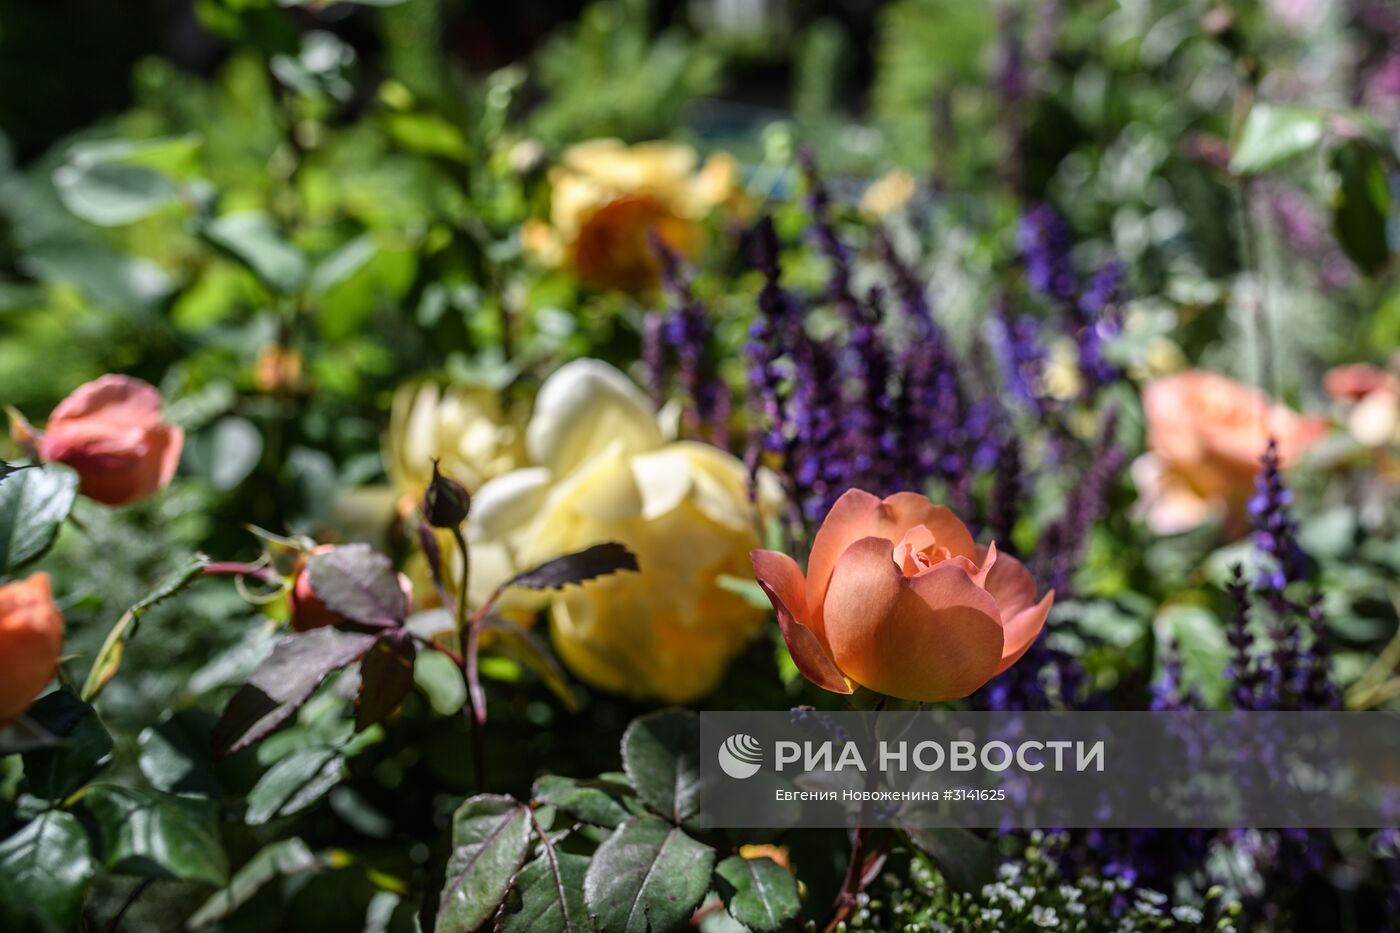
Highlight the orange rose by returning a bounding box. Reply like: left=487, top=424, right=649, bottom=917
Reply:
left=0, top=573, right=64, bottom=728
left=34, top=375, right=184, bottom=507
left=750, top=490, right=1052, bottom=703
left=1132, top=371, right=1325, bottom=534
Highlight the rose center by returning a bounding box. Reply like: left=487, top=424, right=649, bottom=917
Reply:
left=892, top=525, right=951, bottom=577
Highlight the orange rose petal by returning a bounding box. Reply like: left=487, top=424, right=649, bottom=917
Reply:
left=979, top=545, right=1037, bottom=618
left=751, top=549, right=851, bottom=695
left=874, top=493, right=977, bottom=562
left=823, top=537, right=1003, bottom=703
left=804, top=488, right=884, bottom=615
left=995, top=590, right=1054, bottom=675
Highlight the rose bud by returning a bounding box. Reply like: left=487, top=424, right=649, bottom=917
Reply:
left=34, top=375, right=184, bottom=507
left=750, top=490, right=1053, bottom=703
left=0, top=573, right=65, bottom=728
left=290, top=544, right=414, bottom=632
left=421, top=460, right=472, bottom=529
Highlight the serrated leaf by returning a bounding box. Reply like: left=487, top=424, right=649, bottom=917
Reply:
left=139, top=711, right=220, bottom=797
left=506, top=542, right=638, bottom=591
left=532, top=775, right=630, bottom=829
left=1229, top=104, right=1325, bottom=175
left=186, top=838, right=321, bottom=930
left=212, top=627, right=377, bottom=756
left=437, top=795, right=533, bottom=933
left=621, top=709, right=701, bottom=824
left=899, top=826, right=997, bottom=894
left=203, top=212, right=306, bottom=293
left=714, top=856, right=800, bottom=932
left=496, top=850, right=588, bottom=933
left=0, top=811, right=94, bottom=931
left=583, top=816, right=714, bottom=933
left=21, top=688, right=113, bottom=800
left=245, top=747, right=345, bottom=825
left=306, top=543, right=407, bottom=627
left=356, top=631, right=417, bottom=731
left=483, top=618, right=577, bottom=712
left=82, top=785, right=228, bottom=886
left=0, top=463, right=78, bottom=573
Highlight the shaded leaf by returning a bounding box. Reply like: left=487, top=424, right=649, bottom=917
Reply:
left=496, top=851, right=589, bottom=933
left=714, top=855, right=801, bottom=932
left=621, top=708, right=701, bottom=824
left=1331, top=140, right=1393, bottom=276
left=21, top=688, right=113, bottom=800
left=1229, top=104, right=1325, bottom=175
left=0, top=463, right=78, bottom=574
left=506, top=542, right=638, bottom=591
left=82, top=785, right=228, bottom=886
left=900, top=826, right=997, bottom=894
left=203, top=212, right=306, bottom=293
left=532, top=775, right=630, bottom=829
left=138, top=711, right=220, bottom=798
left=54, top=158, right=179, bottom=226
left=186, top=838, right=321, bottom=930
left=245, top=747, right=345, bottom=825
left=306, top=543, right=407, bottom=627
left=437, top=795, right=533, bottom=933
left=357, top=630, right=417, bottom=731
left=483, top=618, right=577, bottom=712
left=212, top=627, right=377, bottom=756
left=0, top=811, right=94, bottom=932
left=583, top=815, right=714, bottom=933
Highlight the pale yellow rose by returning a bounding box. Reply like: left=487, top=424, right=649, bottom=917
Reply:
left=470, top=359, right=765, bottom=703
left=527, top=139, right=739, bottom=293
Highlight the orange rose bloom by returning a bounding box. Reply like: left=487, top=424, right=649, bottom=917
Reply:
left=1132, top=371, right=1325, bottom=534
left=750, top=490, right=1052, bottom=703
left=0, top=573, right=64, bottom=728
left=36, top=375, right=184, bottom=507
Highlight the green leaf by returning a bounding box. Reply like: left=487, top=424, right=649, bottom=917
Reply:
left=203, top=212, right=306, bottom=293
left=0, top=463, right=78, bottom=573
left=714, top=855, right=801, bottom=932
left=21, top=688, right=113, bottom=800
left=138, top=711, right=220, bottom=798
left=53, top=159, right=179, bottom=226
left=497, top=851, right=589, bottom=933
left=1155, top=605, right=1230, bottom=708
left=621, top=709, right=701, bottom=824
left=583, top=815, right=714, bottom=933
left=383, top=112, right=472, bottom=161
left=0, top=810, right=95, bottom=932
left=82, top=785, right=228, bottom=885
left=532, top=775, right=630, bottom=829
left=899, top=826, right=997, bottom=893
left=437, top=794, right=532, bottom=933
left=414, top=647, right=467, bottom=716
left=1229, top=104, right=1326, bottom=175
left=245, top=747, right=345, bottom=825
left=186, top=838, right=321, bottom=930
left=1331, top=140, right=1393, bottom=276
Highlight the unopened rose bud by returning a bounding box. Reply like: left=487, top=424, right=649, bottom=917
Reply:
left=421, top=460, right=472, bottom=529
left=0, top=573, right=64, bottom=728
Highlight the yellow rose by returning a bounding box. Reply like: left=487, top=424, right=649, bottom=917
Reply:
left=528, top=139, right=739, bottom=294
left=470, top=359, right=765, bottom=702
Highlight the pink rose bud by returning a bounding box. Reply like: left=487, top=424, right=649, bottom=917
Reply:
left=35, top=375, right=184, bottom=507
left=750, top=490, right=1053, bottom=703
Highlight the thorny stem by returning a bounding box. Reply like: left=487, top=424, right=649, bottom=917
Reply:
left=825, top=699, right=890, bottom=931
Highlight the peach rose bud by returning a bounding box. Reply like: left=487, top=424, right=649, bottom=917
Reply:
left=290, top=545, right=415, bottom=632
left=750, top=490, right=1053, bottom=703
left=0, top=573, right=65, bottom=728
left=35, top=375, right=184, bottom=507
